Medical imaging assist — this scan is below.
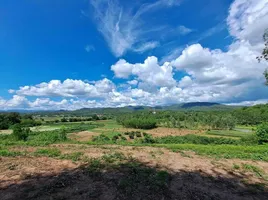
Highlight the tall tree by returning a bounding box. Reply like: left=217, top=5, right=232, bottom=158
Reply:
left=257, top=29, right=268, bottom=85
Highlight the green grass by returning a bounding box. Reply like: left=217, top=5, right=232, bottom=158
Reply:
left=236, top=125, right=256, bottom=130
left=0, top=149, right=25, bottom=157
left=60, top=152, right=85, bottom=161
left=34, top=148, right=61, bottom=157
left=141, top=143, right=268, bottom=161
left=95, top=120, right=122, bottom=129
left=206, top=130, right=253, bottom=138
left=242, top=164, right=266, bottom=178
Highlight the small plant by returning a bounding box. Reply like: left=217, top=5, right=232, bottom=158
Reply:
left=129, top=135, right=135, bottom=139
left=242, top=164, right=265, bottom=178
left=112, top=135, right=119, bottom=141
left=60, top=152, right=84, bottom=161
left=232, top=164, right=240, bottom=170
left=120, top=136, right=127, bottom=141
left=136, top=132, right=142, bottom=137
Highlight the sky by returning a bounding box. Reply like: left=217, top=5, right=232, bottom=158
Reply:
left=0, top=0, right=268, bottom=110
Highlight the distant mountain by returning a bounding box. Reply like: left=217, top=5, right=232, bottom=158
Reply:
left=180, top=102, right=220, bottom=108
left=1, top=102, right=242, bottom=115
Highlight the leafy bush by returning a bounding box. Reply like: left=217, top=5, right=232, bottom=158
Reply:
left=256, top=123, right=268, bottom=144
left=29, top=128, right=67, bottom=144
left=20, top=119, right=42, bottom=127
left=12, top=124, right=31, bottom=141
left=141, top=134, right=155, bottom=144
left=121, top=118, right=157, bottom=129
left=240, top=134, right=259, bottom=145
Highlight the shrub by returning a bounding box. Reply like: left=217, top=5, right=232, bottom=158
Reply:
left=142, top=134, right=155, bottom=144
left=12, top=124, right=30, bottom=141
left=0, top=121, right=9, bottom=130
left=120, top=136, right=127, bottom=141
left=121, top=118, right=157, bottom=129
left=112, top=135, right=119, bottom=141
left=256, top=123, right=268, bottom=144
left=30, top=128, right=67, bottom=144
left=92, top=134, right=110, bottom=143
left=136, top=132, right=142, bottom=137
left=129, top=135, right=135, bottom=140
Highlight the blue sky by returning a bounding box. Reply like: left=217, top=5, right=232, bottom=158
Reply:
left=0, top=0, right=268, bottom=110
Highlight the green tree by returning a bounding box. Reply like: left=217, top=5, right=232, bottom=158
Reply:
left=257, top=29, right=268, bottom=85
left=256, top=123, right=268, bottom=144
left=12, top=124, right=31, bottom=141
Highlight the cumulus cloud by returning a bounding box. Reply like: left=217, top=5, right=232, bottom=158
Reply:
left=111, top=56, right=176, bottom=88
left=13, top=78, right=115, bottom=98
left=1, top=0, right=268, bottom=111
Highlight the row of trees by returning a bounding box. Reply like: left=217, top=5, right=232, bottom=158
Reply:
left=117, top=104, right=268, bottom=130
left=0, top=113, right=41, bottom=130
left=117, top=117, right=157, bottom=129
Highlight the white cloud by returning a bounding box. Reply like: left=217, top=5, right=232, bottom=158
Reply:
left=133, top=41, right=159, bottom=53
left=111, top=56, right=176, bottom=88
left=226, top=99, right=268, bottom=106
left=227, top=0, right=268, bottom=45
left=127, top=80, right=138, bottom=86
left=177, top=25, right=193, bottom=35
left=85, top=45, right=95, bottom=52
left=13, top=78, right=115, bottom=98
left=89, top=0, right=182, bottom=56
left=196, top=22, right=226, bottom=42
left=1, top=0, right=268, bottom=111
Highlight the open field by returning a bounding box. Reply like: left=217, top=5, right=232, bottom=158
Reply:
left=1, top=144, right=268, bottom=199
left=1, top=115, right=268, bottom=199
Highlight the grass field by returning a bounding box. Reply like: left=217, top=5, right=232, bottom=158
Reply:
left=1, top=120, right=268, bottom=199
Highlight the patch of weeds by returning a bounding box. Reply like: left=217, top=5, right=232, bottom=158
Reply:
left=118, top=164, right=170, bottom=196
left=87, top=158, right=104, bottom=175
left=60, top=152, right=84, bottom=162
left=0, top=149, right=25, bottom=157
left=101, top=152, right=126, bottom=163
left=232, top=164, right=240, bottom=170
left=242, top=164, right=265, bottom=178
left=149, top=151, right=156, bottom=158
left=179, top=151, right=192, bottom=158
left=34, top=148, right=61, bottom=157
left=7, top=163, right=18, bottom=170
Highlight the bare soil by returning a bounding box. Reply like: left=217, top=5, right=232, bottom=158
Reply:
left=146, top=127, right=203, bottom=137
left=1, top=145, right=268, bottom=199
left=68, top=131, right=101, bottom=141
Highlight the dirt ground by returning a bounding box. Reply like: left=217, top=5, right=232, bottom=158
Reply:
left=68, top=131, right=101, bottom=141
left=146, top=127, right=203, bottom=137
left=108, top=127, right=202, bottom=137
left=1, top=145, right=268, bottom=199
